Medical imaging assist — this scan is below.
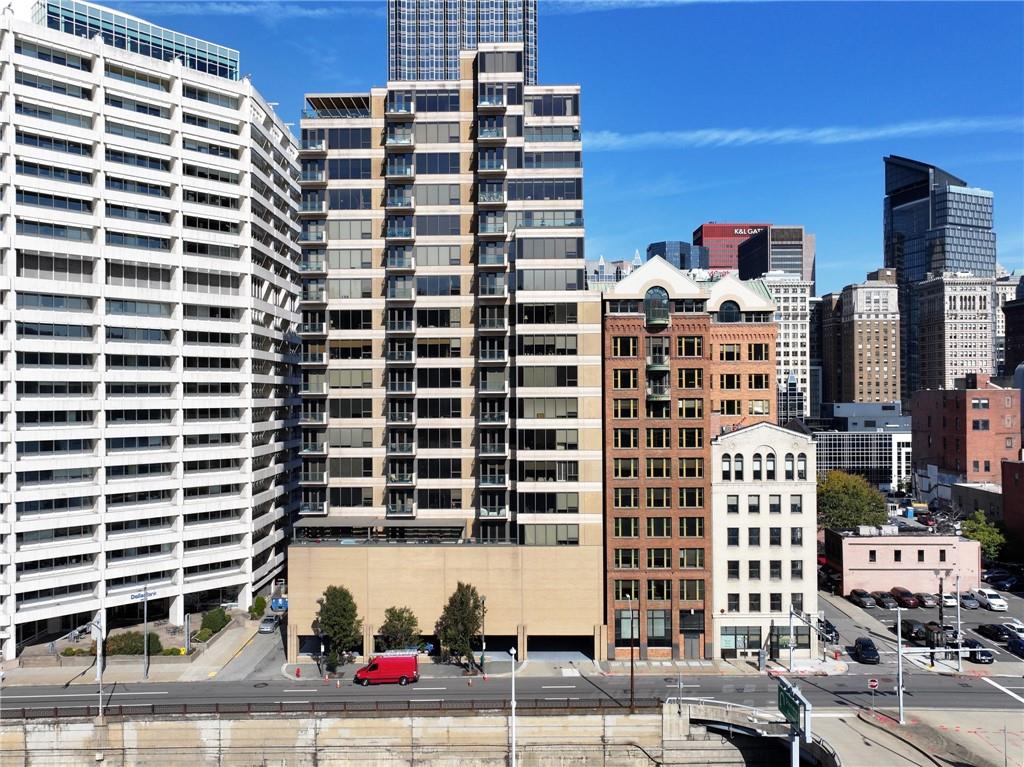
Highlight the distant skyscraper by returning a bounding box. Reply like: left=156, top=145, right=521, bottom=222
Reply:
left=839, top=269, right=901, bottom=403
left=737, top=226, right=816, bottom=290
left=646, top=241, right=708, bottom=270
left=761, top=271, right=814, bottom=420
left=388, top=0, right=538, bottom=84
left=916, top=272, right=995, bottom=391
left=692, top=223, right=769, bottom=271
left=882, top=155, right=997, bottom=398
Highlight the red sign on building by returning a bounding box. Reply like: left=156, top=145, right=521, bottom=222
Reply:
left=692, top=223, right=770, bottom=271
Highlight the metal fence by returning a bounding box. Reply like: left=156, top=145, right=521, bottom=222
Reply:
left=0, top=696, right=666, bottom=721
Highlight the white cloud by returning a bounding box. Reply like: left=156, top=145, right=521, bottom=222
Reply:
left=544, top=0, right=728, bottom=12
left=584, top=117, right=1024, bottom=151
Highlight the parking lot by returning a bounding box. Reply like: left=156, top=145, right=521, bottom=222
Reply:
left=820, top=585, right=1024, bottom=674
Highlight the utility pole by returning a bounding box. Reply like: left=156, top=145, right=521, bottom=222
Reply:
left=627, top=594, right=636, bottom=712
left=480, top=596, right=486, bottom=675
left=788, top=607, right=795, bottom=672
left=509, top=646, right=517, bottom=767
left=895, top=606, right=905, bottom=725
left=142, top=585, right=150, bottom=680
left=955, top=573, right=963, bottom=673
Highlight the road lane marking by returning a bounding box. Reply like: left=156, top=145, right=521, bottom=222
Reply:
left=664, top=683, right=701, bottom=688
left=982, top=676, right=1024, bottom=704
left=415, top=687, right=447, bottom=691
left=2, top=691, right=169, bottom=700
left=812, top=713, right=853, bottom=718
left=282, top=689, right=318, bottom=693
left=543, top=697, right=580, bottom=701
left=411, top=698, right=442, bottom=702
left=276, top=700, right=309, bottom=704
left=541, top=685, right=576, bottom=689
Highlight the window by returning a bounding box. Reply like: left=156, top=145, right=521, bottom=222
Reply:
left=790, top=495, right=802, bottom=514
left=647, top=609, right=672, bottom=647
left=679, top=579, right=704, bottom=601
left=791, top=528, right=803, bottom=546
left=613, top=458, right=639, bottom=479
left=722, top=455, right=732, bottom=481
left=727, top=528, right=739, bottom=546
left=613, top=488, right=639, bottom=508
left=770, top=594, right=783, bottom=613
left=678, top=336, right=703, bottom=357
left=726, top=495, right=739, bottom=514
left=719, top=344, right=740, bottom=361
left=748, top=343, right=769, bottom=360
left=678, top=368, right=703, bottom=389
left=647, top=548, right=672, bottom=568
left=646, top=428, right=671, bottom=449
left=766, top=454, right=776, bottom=480
left=615, top=609, right=639, bottom=645
left=769, top=528, right=782, bottom=546
left=894, top=549, right=902, bottom=563
left=720, top=373, right=741, bottom=390
left=749, top=399, right=771, bottom=416
left=646, top=458, right=671, bottom=478
left=614, top=580, right=639, bottom=600
left=748, top=496, right=761, bottom=514
left=679, top=458, right=704, bottom=478
left=680, top=518, right=705, bottom=537
left=680, top=548, right=704, bottom=568
left=648, top=579, right=671, bottom=601
left=939, top=549, right=946, bottom=563
left=917, top=549, right=925, bottom=563
left=614, top=549, right=639, bottom=569
left=868, top=549, right=877, bottom=563
left=769, top=495, right=781, bottom=514
left=749, top=528, right=761, bottom=546
left=973, top=420, right=989, bottom=431
left=769, top=560, right=782, bottom=580
left=613, top=336, right=637, bottom=356
left=613, top=429, right=638, bottom=449
left=613, top=369, right=638, bottom=389
left=784, top=454, right=795, bottom=480
left=720, top=399, right=741, bottom=415
left=734, top=454, right=744, bottom=480
left=749, top=594, right=761, bottom=612
left=727, top=594, right=740, bottom=613
left=678, top=428, right=704, bottom=448
left=748, top=373, right=770, bottom=389
left=646, top=488, right=672, bottom=509
left=796, top=454, right=807, bottom=480
left=727, top=561, right=740, bottom=579
left=749, top=561, right=761, bottom=580
left=647, top=517, right=672, bottom=537
left=678, top=398, right=703, bottom=419
left=752, top=454, right=763, bottom=480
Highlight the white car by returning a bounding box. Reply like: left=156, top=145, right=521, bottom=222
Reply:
left=939, top=593, right=958, bottom=608
left=1001, top=621, right=1024, bottom=641
left=972, top=588, right=1008, bottom=611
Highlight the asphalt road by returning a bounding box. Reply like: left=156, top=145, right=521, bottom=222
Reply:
left=2, top=668, right=1021, bottom=717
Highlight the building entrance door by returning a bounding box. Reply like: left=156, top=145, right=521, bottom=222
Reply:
left=682, top=632, right=700, bottom=658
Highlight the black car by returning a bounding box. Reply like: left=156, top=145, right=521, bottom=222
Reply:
left=899, top=618, right=926, bottom=642
left=871, top=591, right=899, bottom=609
left=849, top=589, right=876, bottom=609
left=956, top=639, right=994, bottom=664
left=989, top=576, right=1020, bottom=592
left=852, top=637, right=880, bottom=664
left=819, top=619, right=839, bottom=644
left=976, top=624, right=1012, bottom=642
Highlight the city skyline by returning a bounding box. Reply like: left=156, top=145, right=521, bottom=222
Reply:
left=102, top=0, right=1024, bottom=296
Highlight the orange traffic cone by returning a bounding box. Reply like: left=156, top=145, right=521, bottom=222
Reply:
left=323, top=674, right=329, bottom=684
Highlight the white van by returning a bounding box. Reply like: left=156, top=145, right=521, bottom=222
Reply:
left=972, top=588, right=1008, bottom=611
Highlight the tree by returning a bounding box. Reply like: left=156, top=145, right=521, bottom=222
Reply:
left=960, top=510, right=1005, bottom=560
left=378, top=606, right=420, bottom=651
left=816, top=470, right=887, bottom=530
left=435, top=582, right=485, bottom=666
left=316, top=585, right=362, bottom=654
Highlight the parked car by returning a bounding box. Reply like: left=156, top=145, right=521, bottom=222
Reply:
left=354, top=654, right=419, bottom=686
left=849, top=589, right=876, bottom=609
left=983, top=569, right=1011, bottom=584
left=899, top=618, right=927, bottom=642
left=1001, top=621, right=1024, bottom=642
left=871, top=591, right=899, bottom=609
left=914, top=592, right=938, bottom=608
left=939, top=593, right=958, bottom=608
left=258, top=615, right=281, bottom=634
left=924, top=622, right=960, bottom=644
left=956, top=639, right=994, bottom=664
left=819, top=619, right=839, bottom=644
left=989, top=575, right=1020, bottom=592
left=890, top=587, right=920, bottom=608
left=959, top=592, right=980, bottom=609
left=1007, top=638, right=1024, bottom=659
left=852, top=637, right=880, bottom=664
left=971, top=588, right=1008, bottom=611
left=976, top=624, right=1012, bottom=642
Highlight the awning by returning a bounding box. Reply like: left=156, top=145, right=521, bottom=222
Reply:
left=295, top=516, right=467, bottom=529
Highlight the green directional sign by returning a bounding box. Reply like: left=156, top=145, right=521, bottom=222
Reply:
left=778, top=685, right=800, bottom=725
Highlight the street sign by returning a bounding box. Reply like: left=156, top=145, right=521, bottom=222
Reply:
left=868, top=678, right=879, bottom=690
left=778, top=684, right=800, bottom=725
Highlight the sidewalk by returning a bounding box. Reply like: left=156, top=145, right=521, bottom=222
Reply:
left=599, top=658, right=754, bottom=676
left=814, top=708, right=1022, bottom=767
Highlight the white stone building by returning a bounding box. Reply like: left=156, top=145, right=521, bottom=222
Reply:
left=0, top=0, right=300, bottom=659
left=761, top=271, right=812, bottom=420
left=916, top=272, right=995, bottom=391
left=710, top=423, right=818, bottom=661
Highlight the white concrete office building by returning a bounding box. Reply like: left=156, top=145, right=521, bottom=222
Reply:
left=761, top=271, right=812, bottom=421
left=710, top=423, right=818, bottom=660
left=0, top=0, right=300, bottom=660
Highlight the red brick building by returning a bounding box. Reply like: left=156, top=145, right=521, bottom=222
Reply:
left=692, top=223, right=769, bottom=272
left=1001, top=460, right=1024, bottom=543
left=911, top=374, right=1020, bottom=500
left=602, top=258, right=777, bottom=660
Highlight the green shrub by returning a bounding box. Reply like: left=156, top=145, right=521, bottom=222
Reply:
left=194, top=628, right=213, bottom=643
left=106, top=632, right=163, bottom=656
left=60, top=647, right=78, bottom=657
left=160, top=647, right=185, bottom=656
left=249, top=596, right=267, bottom=620
left=201, top=608, right=230, bottom=635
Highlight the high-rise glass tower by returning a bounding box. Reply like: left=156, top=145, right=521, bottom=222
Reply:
left=388, top=0, right=538, bottom=84
left=883, top=155, right=997, bottom=398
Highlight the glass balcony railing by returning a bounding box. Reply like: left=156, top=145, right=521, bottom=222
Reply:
left=386, top=380, right=415, bottom=393
left=300, top=442, right=326, bottom=454
left=479, top=282, right=507, bottom=297
left=479, top=251, right=506, bottom=267
left=479, top=380, right=508, bottom=394
left=386, top=349, right=415, bottom=362
left=298, top=322, right=325, bottom=334
left=301, top=139, right=326, bottom=151
left=300, top=200, right=325, bottom=213
left=386, top=285, right=415, bottom=300
left=479, top=443, right=507, bottom=455
left=300, top=352, right=326, bottom=364
left=479, top=348, right=507, bottom=362
left=387, top=442, right=415, bottom=455
left=385, top=132, right=414, bottom=146
left=646, top=352, right=670, bottom=369
left=478, top=160, right=506, bottom=172
left=479, top=474, right=507, bottom=486
left=385, top=194, right=414, bottom=209
left=301, top=382, right=327, bottom=395
left=386, top=410, right=414, bottom=423
left=299, top=231, right=325, bottom=242
left=387, top=472, right=415, bottom=484
left=386, top=319, right=415, bottom=332
left=386, top=502, right=415, bottom=517
left=479, top=222, right=507, bottom=235
left=478, top=126, right=506, bottom=139
left=300, top=170, right=325, bottom=182
left=479, top=411, right=508, bottom=424
left=478, top=316, right=507, bottom=330
left=386, top=252, right=415, bottom=269
left=478, top=189, right=506, bottom=204
left=300, top=471, right=327, bottom=484
left=299, top=501, right=327, bottom=516
left=478, top=95, right=506, bottom=107
left=646, top=383, right=671, bottom=399
left=386, top=225, right=414, bottom=239
left=303, top=289, right=325, bottom=302
left=299, top=410, right=326, bottom=423
left=385, top=99, right=414, bottom=115
left=300, top=259, right=325, bottom=272
left=479, top=506, right=508, bottom=518
left=385, top=163, right=414, bottom=177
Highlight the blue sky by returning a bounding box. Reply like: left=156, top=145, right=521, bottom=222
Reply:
left=107, top=0, right=1024, bottom=295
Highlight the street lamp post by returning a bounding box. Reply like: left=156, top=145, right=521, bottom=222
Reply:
left=955, top=572, right=963, bottom=673
left=509, top=646, right=517, bottom=767
left=480, top=596, right=486, bottom=675
left=142, top=585, right=150, bottom=680
left=88, top=614, right=105, bottom=718
left=627, top=594, right=636, bottom=712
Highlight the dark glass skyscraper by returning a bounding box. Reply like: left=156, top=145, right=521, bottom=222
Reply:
left=645, top=241, right=708, bottom=270
left=883, top=155, right=997, bottom=398
left=388, top=0, right=538, bottom=84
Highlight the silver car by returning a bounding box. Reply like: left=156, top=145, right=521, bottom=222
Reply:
left=959, top=592, right=979, bottom=610
left=258, top=615, right=281, bottom=634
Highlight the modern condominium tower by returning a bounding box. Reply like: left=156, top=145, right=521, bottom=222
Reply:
left=0, top=0, right=300, bottom=660
left=389, top=0, right=538, bottom=85
left=288, top=42, right=604, bottom=661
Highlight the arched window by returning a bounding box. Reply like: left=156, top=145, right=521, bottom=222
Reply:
left=765, top=453, right=776, bottom=480
left=784, top=453, right=795, bottom=481
left=734, top=454, right=744, bottom=481
left=752, top=453, right=763, bottom=480
left=717, top=300, right=741, bottom=323
left=644, top=286, right=670, bottom=326
left=797, top=453, right=807, bottom=481
left=722, top=454, right=731, bottom=481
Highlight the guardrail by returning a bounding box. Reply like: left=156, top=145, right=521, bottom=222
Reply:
left=0, top=696, right=667, bottom=721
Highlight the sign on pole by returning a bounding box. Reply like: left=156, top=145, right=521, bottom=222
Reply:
left=778, top=685, right=800, bottom=725
left=868, top=678, right=879, bottom=690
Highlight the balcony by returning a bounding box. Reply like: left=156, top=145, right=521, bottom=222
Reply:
left=299, top=501, right=327, bottom=516
left=478, top=348, right=507, bottom=364
left=300, top=382, right=327, bottom=396
left=302, top=288, right=326, bottom=303
left=385, top=319, right=415, bottom=333
left=299, top=411, right=327, bottom=424
left=300, top=352, right=327, bottom=365
left=298, top=322, right=326, bottom=335
left=387, top=471, right=415, bottom=486
left=385, top=410, right=415, bottom=425
left=385, top=99, right=415, bottom=118
left=299, top=258, right=325, bottom=273
left=385, top=162, right=414, bottom=180
left=386, top=284, right=415, bottom=301
left=478, top=189, right=507, bottom=206
left=478, top=221, right=507, bottom=237
left=478, top=94, right=507, bottom=109
left=646, top=353, right=670, bottom=371
left=386, top=442, right=415, bottom=456
left=478, top=316, right=508, bottom=332
left=385, top=224, right=415, bottom=241
left=385, top=131, right=414, bottom=148
left=386, top=348, right=416, bottom=363
left=385, top=194, right=415, bottom=211
left=479, top=505, right=508, bottom=519
left=300, top=471, right=327, bottom=485
left=645, top=383, right=671, bottom=401
left=478, top=282, right=508, bottom=299
left=477, top=160, right=506, bottom=174
left=301, top=138, right=326, bottom=152
left=300, top=170, right=325, bottom=183
left=478, top=251, right=507, bottom=268
left=479, top=473, right=508, bottom=487
left=479, top=410, right=508, bottom=426
left=385, top=252, right=415, bottom=270
left=298, top=230, right=326, bottom=243
left=386, top=502, right=416, bottom=518
left=478, top=126, right=507, bottom=141
left=300, top=442, right=327, bottom=455
left=478, top=380, right=508, bottom=396
left=479, top=442, right=508, bottom=456
left=386, top=380, right=416, bottom=395
left=299, top=200, right=326, bottom=215
left=645, top=306, right=670, bottom=328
